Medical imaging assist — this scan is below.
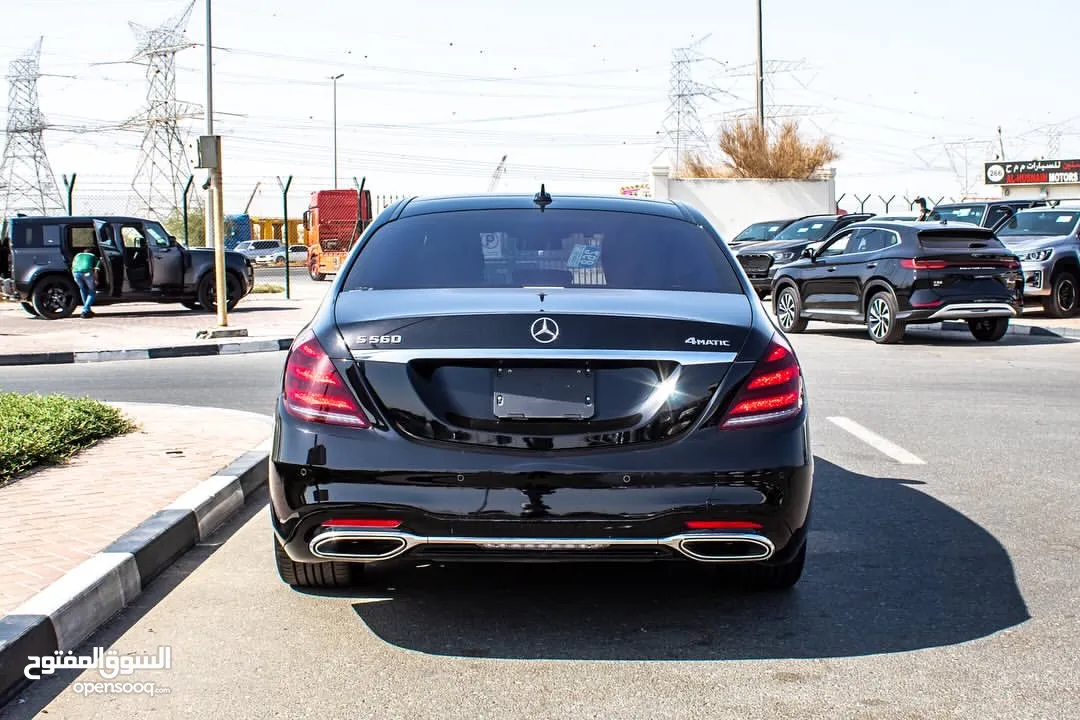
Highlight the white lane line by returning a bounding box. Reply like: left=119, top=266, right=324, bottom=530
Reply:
left=826, top=416, right=927, bottom=465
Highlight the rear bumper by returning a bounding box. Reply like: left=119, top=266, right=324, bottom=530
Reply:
left=923, top=302, right=1020, bottom=320
left=899, top=289, right=1023, bottom=323
left=269, top=399, right=813, bottom=567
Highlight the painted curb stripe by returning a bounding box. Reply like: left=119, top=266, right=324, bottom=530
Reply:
left=12, top=553, right=141, bottom=652
left=0, top=615, right=57, bottom=707
left=0, top=337, right=295, bottom=367
left=164, top=475, right=244, bottom=542
left=0, top=447, right=270, bottom=706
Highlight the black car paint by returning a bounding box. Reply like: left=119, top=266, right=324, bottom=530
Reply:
left=269, top=193, right=813, bottom=573
left=771, top=220, right=1023, bottom=326
left=735, top=213, right=875, bottom=294
left=0, top=215, right=254, bottom=309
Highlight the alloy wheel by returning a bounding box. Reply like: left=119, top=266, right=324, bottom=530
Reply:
left=1056, top=275, right=1077, bottom=313
left=867, top=297, right=891, bottom=340
left=777, top=290, right=797, bottom=330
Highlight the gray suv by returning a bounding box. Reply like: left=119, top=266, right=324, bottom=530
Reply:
left=994, top=206, right=1080, bottom=317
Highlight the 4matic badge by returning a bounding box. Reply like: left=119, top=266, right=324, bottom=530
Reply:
left=684, top=336, right=730, bottom=347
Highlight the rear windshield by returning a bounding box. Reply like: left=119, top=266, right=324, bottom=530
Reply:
left=997, top=210, right=1079, bottom=237
left=928, top=205, right=986, bottom=224
left=772, top=217, right=835, bottom=241
left=917, top=230, right=1005, bottom=250
left=340, top=208, right=743, bottom=294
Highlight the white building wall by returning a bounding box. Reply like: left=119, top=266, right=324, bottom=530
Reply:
left=650, top=165, right=836, bottom=240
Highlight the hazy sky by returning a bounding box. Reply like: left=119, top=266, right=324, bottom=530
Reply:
left=3, top=0, right=1078, bottom=217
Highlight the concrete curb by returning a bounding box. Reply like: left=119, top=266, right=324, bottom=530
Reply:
left=0, top=443, right=271, bottom=706
left=0, top=337, right=294, bottom=367
left=929, top=321, right=1080, bottom=339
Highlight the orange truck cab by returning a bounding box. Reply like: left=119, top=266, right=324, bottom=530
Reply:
left=302, top=188, right=372, bottom=281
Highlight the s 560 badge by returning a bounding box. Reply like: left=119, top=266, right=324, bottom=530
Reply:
left=356, top=335, right=402, bottom=345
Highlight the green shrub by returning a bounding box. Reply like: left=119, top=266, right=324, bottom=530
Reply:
left=0, top=393, right=136, bottom=485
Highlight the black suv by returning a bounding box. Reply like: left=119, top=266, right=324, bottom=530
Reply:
left=733, top=213, right=875, bottom=298
left=928, top=200, right=1045, bottom=228
left=1, top=215, right=255, bottom=319
left=770, top=220, right=1023, bottom=344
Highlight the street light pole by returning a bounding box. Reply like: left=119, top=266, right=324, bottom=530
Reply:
left=203, top=0, right=226, bottom=326
left=331, top=73, right=344, bottom=188
left=204, top=0, right=216, bottom=250
left=754, top=0, right=765, bottom=130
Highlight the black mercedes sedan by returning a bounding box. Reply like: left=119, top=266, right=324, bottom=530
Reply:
left=269, top=189, right=813, bottom=592
left=770, top=220, right=1024, bottom=343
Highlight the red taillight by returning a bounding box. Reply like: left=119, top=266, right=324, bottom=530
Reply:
left=686, top=520, right=763, bottom=530
left=901, top=258, right=948, bottom=270
left=321, top=518, right=401, bottom=528
left=283, top=329, right=371, bottom=428
left=719, top=334, right=803, bottom=429
left=1002, top=258, right=1021, bottom=270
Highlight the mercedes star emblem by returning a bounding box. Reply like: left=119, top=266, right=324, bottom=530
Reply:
left=530, top=317, right=559, bottom=344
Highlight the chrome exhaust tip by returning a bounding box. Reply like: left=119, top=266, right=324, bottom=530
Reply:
left=675, top=534, right=774, bottom=562
left=309, top=532, right=409, bottom=561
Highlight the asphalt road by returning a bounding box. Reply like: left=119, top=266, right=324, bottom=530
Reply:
left=2, top=326, right=1079, bottom=719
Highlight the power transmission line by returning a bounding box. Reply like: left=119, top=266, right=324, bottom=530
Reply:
left=122, top=0, right=202, bottom=221
left=0, top=37, right=65, bottom=216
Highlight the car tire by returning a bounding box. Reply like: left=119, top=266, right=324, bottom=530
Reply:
left=968, top=317, right=1009, bottom=342
left=773, top=285, right=807, bottom=333
left=734, top=540, right=806, bottom=591
left=309, top=259, right=326, bottom=282
left=866, top=291, right=905, bottom=344
left=274, top=536, right=364, bottom=589
left=31, top=276, right=78, bottom=320
left=196, top=272, right=242, bottom=312
left=20, top=301, right=40, bottom=318
left=1042, top=270, right=1079, bottom=318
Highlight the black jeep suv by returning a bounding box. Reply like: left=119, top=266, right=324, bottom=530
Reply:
left=1, top=215, right=254, bottom=319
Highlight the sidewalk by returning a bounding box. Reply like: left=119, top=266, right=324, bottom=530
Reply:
left=0, top=290, right=324, bottom=365
left=0, top=402, right=272, bottom=617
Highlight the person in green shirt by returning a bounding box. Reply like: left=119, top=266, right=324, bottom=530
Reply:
left=71, top=249, right=102, bottom=318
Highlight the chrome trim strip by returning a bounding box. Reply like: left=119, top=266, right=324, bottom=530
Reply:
left=309, top=530, right=776, bottom=564
left=927, top=302, right=1019, bottom=320
left=348, top=348, right=740, bottom=365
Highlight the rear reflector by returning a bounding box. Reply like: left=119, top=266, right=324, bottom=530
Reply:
left=901, top=258, right=948, bottom=270
left=719, top=334, right=803, bottom=429
left=686, top=520, right=763, bottom=530
left=321, top=518, right=401, bottom=528
left=902, top=257, right=1021, bottom=271
left=283, top=329, right=372, bottom=428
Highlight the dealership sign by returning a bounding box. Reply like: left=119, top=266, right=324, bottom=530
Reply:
left=984, top=159, right=1080, bottom=186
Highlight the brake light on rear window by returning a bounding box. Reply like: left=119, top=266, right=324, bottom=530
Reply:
left=283, top=329, right=371, bottom=428
left=719, top=334, right=803, bottom=429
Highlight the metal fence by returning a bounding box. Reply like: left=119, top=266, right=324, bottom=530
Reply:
left=10, top=174, right=412, bottom=250
left=835, top=193, right=968, bottom=215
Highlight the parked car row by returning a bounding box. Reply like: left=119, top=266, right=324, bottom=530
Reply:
left=726, top=199, right=1080, bottom=343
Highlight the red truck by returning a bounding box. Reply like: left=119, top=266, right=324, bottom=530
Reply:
left=302, top=186, right=372, bottom=281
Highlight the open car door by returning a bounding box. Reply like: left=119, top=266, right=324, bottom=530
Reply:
left=93, top=219, right=126, bottom=298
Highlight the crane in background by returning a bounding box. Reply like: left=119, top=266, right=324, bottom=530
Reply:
left=488, top=154, right=507, bottom=192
